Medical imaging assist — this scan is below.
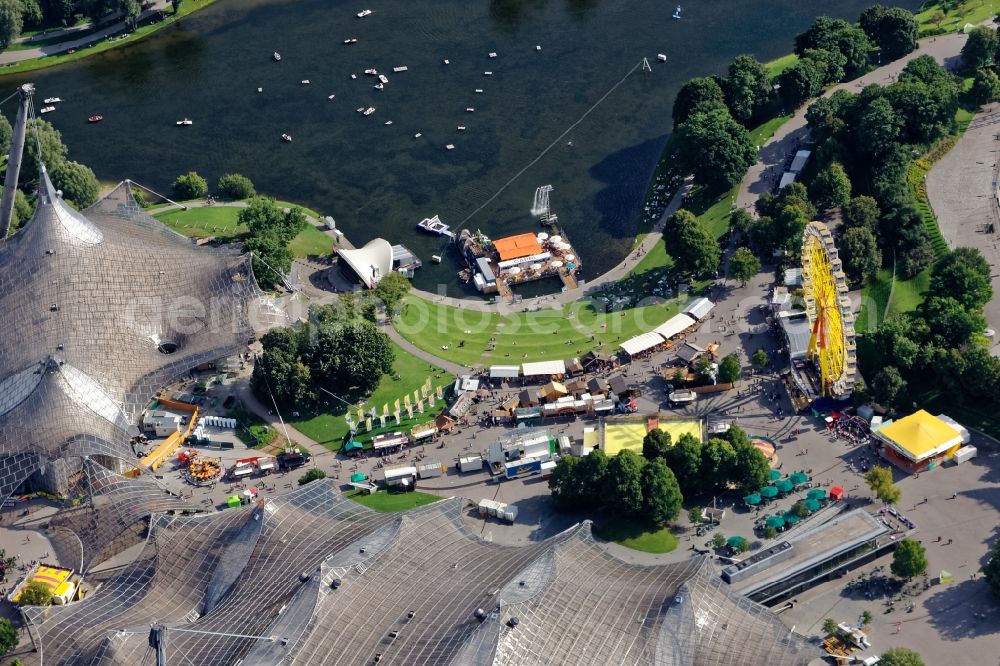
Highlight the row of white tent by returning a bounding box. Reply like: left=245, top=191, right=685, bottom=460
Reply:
left=619, top=298, right=715, bottom=357
left=198, top=416, right=237, bottom=429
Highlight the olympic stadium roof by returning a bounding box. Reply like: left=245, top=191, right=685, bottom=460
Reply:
left=21, top=481, right=818, bottom=666
left=0, top=171, right=277, bottom=500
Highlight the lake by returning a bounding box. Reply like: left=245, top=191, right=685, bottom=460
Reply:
left=0, top=0, right=919, bottom=293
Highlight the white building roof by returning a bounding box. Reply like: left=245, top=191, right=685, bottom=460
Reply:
left=789, top=149, right=811, bottom=173
left=778, top=171, right=798, bottom=189
left=338, top=238, right=393, bottom=288
left=521, top=360, right=565, bottom=376
left=620, top=332, right=665, bottom=356
left=682, top=297, right=714, bottom=321
left=779, top=311, right=812, bottom=360
left=653, top=313, right=697, bottom=341
left=489, top=365, right=521, bottom=378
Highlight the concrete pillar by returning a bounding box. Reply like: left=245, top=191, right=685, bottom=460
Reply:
left=0, top=83, right=34, bottom=239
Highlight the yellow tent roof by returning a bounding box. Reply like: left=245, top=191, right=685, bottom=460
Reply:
left=878, top=410, right=961, bottom=461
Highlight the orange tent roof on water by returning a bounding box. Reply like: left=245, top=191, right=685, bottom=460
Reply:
left=494, top=233, right=542, bottom=261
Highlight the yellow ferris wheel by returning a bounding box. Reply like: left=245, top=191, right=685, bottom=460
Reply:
left=801, top=221, right=856, bottom=398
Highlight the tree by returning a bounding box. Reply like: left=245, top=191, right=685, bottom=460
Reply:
left=918, top=296, right=986, bottom=347
left=672, top=76, right=728, bottom=127
left=238, top=197, right=307, bottom=243
left=778, top=58, right=826, bottom=108
left=763, top=525, right=778, bottom=539
left=843, top=195, right=880, bottom=234
left=0, top=112, right=11, bottom=157
left=674, top=108, right=757, bottom=191
left=970, top=67, right=1000, bottom=105
left=928, top=247, right=993, bottom=312
left=871, top=366, right=907, bottom=410
left=857, top=97, right=902, bottom=157
left=172, top=0, right=183, bottom=14
left=730, top=247, right=760, bottom=285
left=809, top=162, right=851, bottom=211
left=730, top=536, right=750, bottom=553
left=752, top=348, right=768, bottom=369
left=309, top=321, right=394, bottom=396
left=880, top=647, right=926, bottom=666
left=641, top=459, right=683, bottom=523
left=794, top=17, right=871, bottom=78
left=712, top=532, right=726, bottom=548
left=822, top=618, right=839, bottom=636
left=962, top=26, right=998, bottom=70
left=361, top=300, right=378, bottom=323
left=120, top=0, right=140, bottom=30
left=51, top=160, right=100, bottom=208
left=725, top=55, right=772, bottom=123
left=865, top=465, right=901, bottom=505
left=801, top=47, right=847, bottom=86
left=642, top=428, right=672, bottom=461
left=172, top=171, right=208, bottom=200
left=217, top=173, right=256, bottom=199
left=243, top=231, right=293, bottom=290
left=791, top=500, right=811, bottom=518
left=839, top=227, right=881, bottom=286
left=23, top=118, right=68, bottom=180
left=860, top=609, right=873, bottom=627
left=17, top=580, right=53, bottom=606
left=604, top=449, right=645, bottom=515
left=9, top=189, right=33, bottom=235
left=549, top=456, right=584, bottom=511
left=20, top=0, right=42, bottom=26
left=961, top=346, right=1000, bottom=399
left=983, top=538, right=1000, bottom=598
left=662, top=209, right=720, bottom=277
left=687, top=506, right=703, bottom=525
left=699, top=438, right=736, bottom=494
left=576, top=449, right=609, bottom=509
left=718, top=353, right=741, bottom=384
left=251, top=345, right=314, bottom=407
left=0, top=0, right=23, bottom=50
left=694, top=355, right=716, bottom=383
left=298, top=468, right=326, bottom=485
left=884, top=77, right=958, bottom=145
left=891, top=538, right=928, bottom=579
left=664, top=432, right=702, bottom=495
left=859, top=5, right=918, bottom=61
left=373, top=271, right=411, bottom=317
left=0, top=617, right=16, bottom=657
left=731, top=439, right=770, bottom=493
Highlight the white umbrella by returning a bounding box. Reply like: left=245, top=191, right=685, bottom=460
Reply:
left=530, top=263, right=542, bottom=271
left=551, top=260, right=563, bottom=268
left=508, top=266, right=522, bottom=275
left=565, top=254, right=575, bottom=262
left=537, top=232, right=549, bottom=241
left=550, top=235, right=563, bottom=242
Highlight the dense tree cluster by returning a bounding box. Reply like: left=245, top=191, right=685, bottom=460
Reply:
left=548, top=449, right=683, bottom=524
left=858, top=5, right=918, bottom=60
left=743, top=182, right=815, bottom=257
left=641, top=426, right=770, bottom=497
left=802, top=55, right=960, bottom=281
left=251, top=320, right=395, bottom=408
left=0, top=0, right=162, bottom=50
left=879, top=648, right=926, bottom=666
left=864, top=248, right=995, bottom=409
left=217, top=173, right=256, bottom=200
left=0, top=617, right=16, bottom=657
left=674, top=108, right=757, bottom=192
left=961, top=24, right=1000, bottom=104
left=984, top=538, right=1000, bottom=598
left=662, top=209, right=720, bottom=277
left=238, top=196, right=307, bottom=289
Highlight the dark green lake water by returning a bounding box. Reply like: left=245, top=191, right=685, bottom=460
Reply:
left=1, top=0, right=918, bottom=293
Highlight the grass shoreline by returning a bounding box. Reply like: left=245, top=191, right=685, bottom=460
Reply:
left=0, top=0, right=220, bottom=76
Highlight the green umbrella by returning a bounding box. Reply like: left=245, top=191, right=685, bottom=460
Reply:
left=775, top=478, right=794, bottom=493
left=350, top=472, right=366, bottom=483
left=807, top=488, right=827, bottom=501
left=760, top=485, right=779, bottom=498
left=783, top=512, right=801, bottom=524
left=744, top=493, right=762, bottom=506
left=727, top=535, right=747, bottom=548
left=765, top=515, right=786, bottom=529
left=769, top=469, right=781, bottom=481
left=804, top=498, right=821, bottom=512
left=790, top=471, right=809, bottom=485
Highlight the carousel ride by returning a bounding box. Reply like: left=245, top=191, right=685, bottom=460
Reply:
left=798, top=221, right=857, bottom=400
left=178, top=449, right=222, bottom=486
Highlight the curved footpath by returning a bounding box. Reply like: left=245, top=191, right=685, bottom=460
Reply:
left=736, top=29, right=974, bottom=215
left=0, top=1, right=174, bottom=65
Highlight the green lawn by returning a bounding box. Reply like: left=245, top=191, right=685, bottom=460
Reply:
left=592, top=517, right=679, bottom=553
left=749, top=114, right=793, bottom=147
left=887, top=269, right=930, bottom=316
left=395, top=295, right=680, bottom=367
left=344, top=489, right=442, bottom=512
left=765, top=53, right=799, bottom=79
left=291, top=339, right=455, bottom=450
left=155, top=205, right=333, bottom=258
left=916, top=0, right=996, bottom=35
left=0, top=1, right=220, bottom=75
